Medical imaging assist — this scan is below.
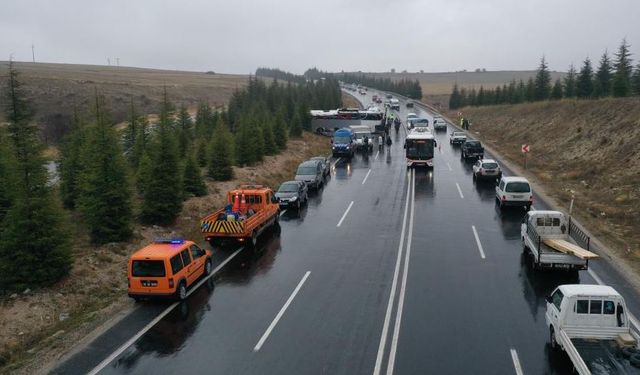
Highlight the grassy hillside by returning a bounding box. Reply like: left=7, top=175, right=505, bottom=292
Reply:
left=0, top=62, right=247, bottom=143
left=455, top=98, right=640, bottom=274
left=356, top=71, right=566, bottom=109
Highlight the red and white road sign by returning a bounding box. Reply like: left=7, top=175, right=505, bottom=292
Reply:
left=521, top=144, right=530, bottom=153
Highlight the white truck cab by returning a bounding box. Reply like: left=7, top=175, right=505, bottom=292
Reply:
left=546, top=284, right=638, bottom=374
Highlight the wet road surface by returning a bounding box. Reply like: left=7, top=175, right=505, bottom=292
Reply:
left=51, top=91, right=640, bottom=375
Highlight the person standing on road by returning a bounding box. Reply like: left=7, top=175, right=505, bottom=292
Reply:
left=386, top=135, right=392, bottom=148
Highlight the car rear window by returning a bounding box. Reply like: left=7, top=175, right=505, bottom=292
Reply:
left=466, top=141, right=480, bottom=146
left=482, top=162, right=498, bottom=169
left=132, top=260, right=166, bottom=277
left=505, top=182, right=530, bottom=193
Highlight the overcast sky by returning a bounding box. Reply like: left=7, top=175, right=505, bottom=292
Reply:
left=2, top=0, right=639, bottom=74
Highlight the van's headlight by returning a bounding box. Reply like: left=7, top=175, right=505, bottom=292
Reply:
left=290, top=196, right=297, bottom=201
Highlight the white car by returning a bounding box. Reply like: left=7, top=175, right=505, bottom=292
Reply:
left=495, top=176, right=532, bottom=210
left=472, top=159, right=502, bottom=180
left=449, top=131, right=467, bottom=144
left=433, top=117, right=447, bottom=130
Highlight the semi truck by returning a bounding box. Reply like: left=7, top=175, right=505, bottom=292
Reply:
left=546, top=284, right=640, bottom=374
left=521, top=210, right=598, bottom=271
left=200, top=185, right=280, bottom=247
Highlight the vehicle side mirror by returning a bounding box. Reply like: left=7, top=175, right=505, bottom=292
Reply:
left=271, top=196, right=278, bottom=203
left=434, top=140, right=438, bottom=147
left=545, top=296, right=552, bottom=304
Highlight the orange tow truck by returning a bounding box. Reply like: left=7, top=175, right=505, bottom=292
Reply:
left=200, top=185, right=280, bottom=247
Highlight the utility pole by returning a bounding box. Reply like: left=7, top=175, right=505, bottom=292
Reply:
left=107, top=57, right=111, bottom=66
left=116, top=57, right=120, bottom=67
left=31, top=44, right=35, bottom=63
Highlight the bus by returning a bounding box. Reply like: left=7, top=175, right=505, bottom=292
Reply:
left=404, top=129, right=437, bottom=168
left=311, top=108, right=384, bottom=134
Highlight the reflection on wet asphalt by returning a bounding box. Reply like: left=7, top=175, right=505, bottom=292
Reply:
left=51, top=91, right=640, bottom=375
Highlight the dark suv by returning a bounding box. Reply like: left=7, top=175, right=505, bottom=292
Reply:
left=275, top=181, right=308, bottom=209
left=461, top=140, right=484, bottom=160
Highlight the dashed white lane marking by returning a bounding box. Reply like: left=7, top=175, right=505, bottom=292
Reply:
left=373, top=170, right=413, bottom=375
left=375, top=150, right=380, bottom=160
left=455, top=182, right=464, bottom=199
left=386, top=170, right=416, bottom=375
left=337, top=201, right=354, bottom=227
left=510, top=349, right=524, bottom=375
left=253, top=271, right=311, bottom=351
left=446, top=162, right=453, bottom=171
left=471, top=225, right=486, bottom=259
left=362, top=169, right=372, bottom=185
left=88, top=247, right=244, bottom=375
left=332, top=157, right=342, bottom=167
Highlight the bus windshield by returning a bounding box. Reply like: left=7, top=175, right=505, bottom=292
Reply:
left=406, top=139, right=434, bottom=159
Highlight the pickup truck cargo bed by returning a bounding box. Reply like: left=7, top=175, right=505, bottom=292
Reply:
left=544, top=239, right=599, bottom=260
left=572, top=338, right=640, bottom=374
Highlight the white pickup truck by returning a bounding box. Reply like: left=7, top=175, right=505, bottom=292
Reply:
left=521, top=211, right=598, bottom=271
left=546, top=284, right=640, bottom=374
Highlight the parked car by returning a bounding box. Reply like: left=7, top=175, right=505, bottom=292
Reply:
left=295, top=160, right=323, bottom=189
left=309, top=156, right=330, bottom=177
left=275, top=180, right=308, bottom=209
left=406, top=101, right=414, bottom=108
left=495, top=176, right=532, bottom=210
left=461, top=140, right=485, bottom=159
left=472, top=159, right=502, bottom=180
left=449, top=131, right=467, bottom=145
left=128, top=239, right=212, bottom=301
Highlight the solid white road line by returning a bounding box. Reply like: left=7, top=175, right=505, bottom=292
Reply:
left=587, top=268, right=604, bottom=285
left=446, top=162, right=453, bottom=171
left=455, top=182, right=464, bottom=199
left=386, top=170, right=416, bottom=375
left=337, top=201, right=354, bottom=227
left=510, top=349, right=524, bottom=375
left=375, top=150, right=380, bottom=160
left=373, top=170, right=412, bottom=375
left=253, top=271, right=311, bottom=352
left=332, top=157, right=342, bottom=167
left=471, top=225, right=487, bottom=259
left=362, top=169, right=372, bottom=185
left=88, top=247, right=244, bottom=375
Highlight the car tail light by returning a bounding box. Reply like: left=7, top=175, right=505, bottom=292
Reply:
left=169, top=278, right=174, bottom=288
left=502, top=195, right=506, bottom=201
left=480, top=168, right=484, bottom=172
left=529, top=196, right=534, bottom=202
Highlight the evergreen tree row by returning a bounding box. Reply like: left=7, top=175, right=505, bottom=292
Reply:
left=450, top=38, right=640, bottom=109
left=337, top=73, right=423, bottom=100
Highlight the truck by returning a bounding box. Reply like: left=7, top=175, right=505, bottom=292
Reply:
left=389, top=98, right=400, bottom=110
left=461, top=140, right=484, bottom=160
left=521, top=210, right=598, bottom=271
left=546, top=284, right=640, bottom=374
left=331, top=128, right=356, bottom=158
left=349, top=125, right=374, bottom=152
left=201, top=185, right=280, bottom=247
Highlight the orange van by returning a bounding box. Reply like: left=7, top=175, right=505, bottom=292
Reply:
left=128, top=239, right=213, bottom=301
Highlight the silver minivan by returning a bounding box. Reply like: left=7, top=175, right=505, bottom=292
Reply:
left=295, top=160, right=323, bottom=189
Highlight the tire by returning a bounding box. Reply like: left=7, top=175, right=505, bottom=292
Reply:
left=525, top=204, right=532, bottom=211
left=177, top=281, right=187, bottom=301
left=250, top=230, right=258, bottom=247
left=549, top=327, right=559, bottom=351
left=296, top=199, right=301, bottom=210
left=204, top=259, right=212, bottom=276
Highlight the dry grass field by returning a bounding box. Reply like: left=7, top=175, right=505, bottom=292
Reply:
left=0, top=62, right=248, bottom=142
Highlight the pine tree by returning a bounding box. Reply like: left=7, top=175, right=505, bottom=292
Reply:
left=632, top=63, right=640, bottom=96
left=59, top=109, right=86, bottom=209
left=551, top=79, right=563, bottom=100
left=263, top=117, right=277, bottom=155
left=196, top=138, right=209, bottom=167
left=131, top=115, right=149, bottom=169
left=251, top=118, right=265, bottom=162
left=594, top=52, right=613, bottom=97
left=207, top=123, right=234, bottom=181
left=123, top=98, right=138, bottom=164
left=515, top=80, right=526, bottom=103
left=612, top=38, right=633, bottom=97
left=140, top=90, right=182, bottom=225
left=195, top=102, right=211, bottom=139
left=0, top=62, right=71, bottom=289
left=298, top=102, right=312, bottom=131
left=182, top=152, right=207, bottom=197
left=289, top=110, right=303, bottom=138
left=576, top=58, right=594, bottom=99
left=0, top=129, right=13, bottom=223
left=234, top=116, right=254, bottom=166
left=534, top=56, right=552, bottom=101
left=449, top=83, right=461, bottom=109
left=177, top=104, right=193, bottom=158
left=136, top=151, right=152, bottom=195
left=525, top=78, right=535, bottom=102
left=563, top=64, right=577, bottom=98
left=273, top=110, right=288, bottom=150
left=476, top=86, right=485, bottom=105
left=77, top=94, right=132, bottom=243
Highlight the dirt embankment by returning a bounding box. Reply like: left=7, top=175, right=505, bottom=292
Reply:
left=0, top=132, right=329, bottom=375
left=341, top=91, right=362, bottom=108
left=451, top=98, right=640, bottom=273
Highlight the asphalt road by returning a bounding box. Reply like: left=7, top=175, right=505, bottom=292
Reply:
left=51, top=91, right=640, bottom=375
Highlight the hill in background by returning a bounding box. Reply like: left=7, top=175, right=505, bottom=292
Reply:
left=0, top=62, right=247, bottom=144
left=352, top=70, right=566, bottom=109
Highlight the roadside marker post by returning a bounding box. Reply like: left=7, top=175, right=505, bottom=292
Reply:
left=521, top=144, right=530, bottom=169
